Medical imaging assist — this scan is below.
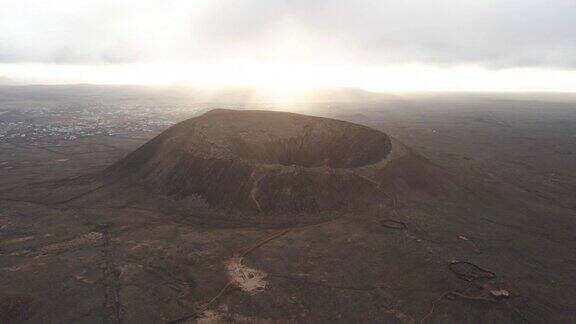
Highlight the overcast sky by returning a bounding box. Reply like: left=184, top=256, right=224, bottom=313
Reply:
left=2, top=0, right=576, bottom=91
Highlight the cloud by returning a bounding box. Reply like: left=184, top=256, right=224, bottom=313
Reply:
left=1, top=0, right=576, bottom=69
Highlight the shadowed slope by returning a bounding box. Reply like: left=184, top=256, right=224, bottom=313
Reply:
left=110, top=109, right=450, bottom=212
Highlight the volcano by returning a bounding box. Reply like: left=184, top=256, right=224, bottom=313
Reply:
left=3, top=108, right=576, bottom=323
left=111, top=109, right=448, bottom=213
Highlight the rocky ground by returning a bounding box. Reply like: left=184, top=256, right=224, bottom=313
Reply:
left=1, top=102, right=575, bottom=323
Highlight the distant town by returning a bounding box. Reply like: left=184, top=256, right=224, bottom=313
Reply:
left=0, top=103, right=204, bottom=145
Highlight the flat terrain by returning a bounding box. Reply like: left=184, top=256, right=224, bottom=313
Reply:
left=1, top=87, right=575, bottom=323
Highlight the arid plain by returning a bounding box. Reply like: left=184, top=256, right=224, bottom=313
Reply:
left=1, top=87, right=575, bottom=323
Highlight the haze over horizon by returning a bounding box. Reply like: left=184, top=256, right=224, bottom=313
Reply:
left=2, top=0, right=576, bottom=92
left=2, top=3, right=576, bottom=323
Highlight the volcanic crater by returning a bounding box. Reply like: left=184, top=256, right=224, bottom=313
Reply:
left=111, top=109, right=444, bottom=212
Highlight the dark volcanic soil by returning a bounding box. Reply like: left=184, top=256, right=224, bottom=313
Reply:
left=1, top=108, right=575, bottom=323
left=110, top=109, right=449, bottom=213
